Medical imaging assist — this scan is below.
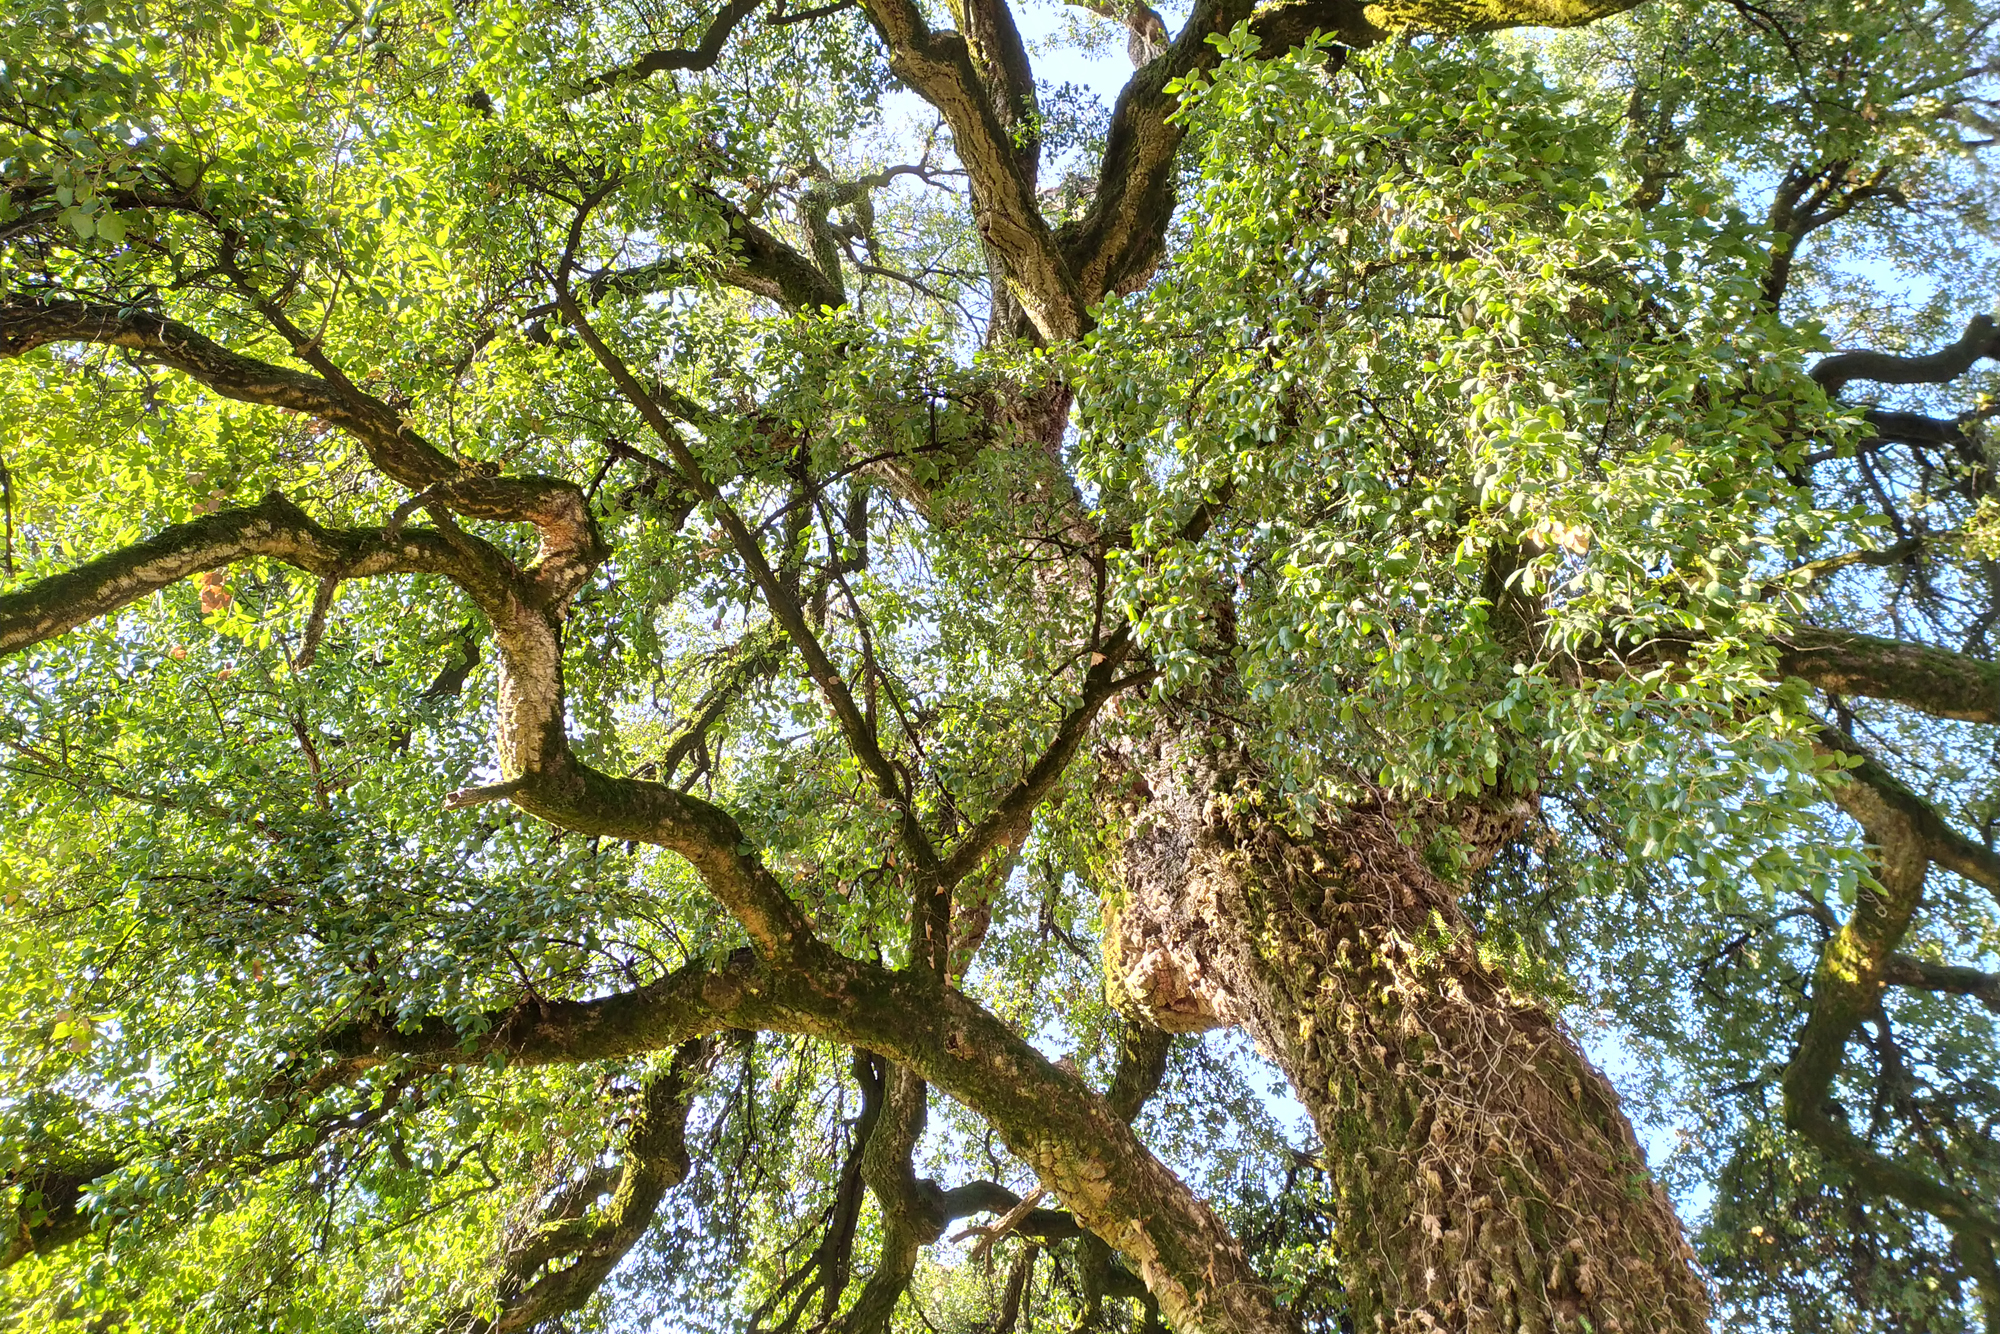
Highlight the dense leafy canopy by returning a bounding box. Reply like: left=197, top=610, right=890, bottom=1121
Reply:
left=0, top=0, right=1997, bottom=1330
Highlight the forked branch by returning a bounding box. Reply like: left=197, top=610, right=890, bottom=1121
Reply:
left=855, top=0, right=1085, bottom=340
left=458, top=1038, right=713, bottom=1334
left=572, top=0, right=769, bottom=94
left=0, top=297, right=604, bottom=589
left=0, top=493, right=506, bottom=657
left=1786, top=735, right=2000, bottom=1310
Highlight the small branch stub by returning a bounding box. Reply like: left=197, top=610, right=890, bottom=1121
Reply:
left=961, top=1186, right=1047, bottom=1262
left=444, top=777, right=529, bottom=810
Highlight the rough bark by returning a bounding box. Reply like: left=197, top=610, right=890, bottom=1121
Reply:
left=1079, top=1023, right=1173, bottom=1331
left=855, top=0, right=1085, bottom=341
left=1776, top=625, right=2000, bottom=725
left=1105, top=737, right=1708, bottom=1334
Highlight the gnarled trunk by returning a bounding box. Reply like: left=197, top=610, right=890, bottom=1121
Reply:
left=1106, top=741, right=1709, bottom=1334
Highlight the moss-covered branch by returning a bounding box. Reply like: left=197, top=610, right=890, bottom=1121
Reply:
left=1816, top=729, right=2000, bottom=905
left=322, top=956, right=735, bottom=1071
left=457, top=1038, right=712, bottom=1334
left=0, top=297, right=604, bottom=587
left=699, top=187, right=852, bottom=310
left=837, top=1057, right=931, bottom=1334
left=1779, top=625, right=2000, bottom=724
left=0, top=493, right=502, bottom=657
left=1786, top=734, right=2000, bottom=1301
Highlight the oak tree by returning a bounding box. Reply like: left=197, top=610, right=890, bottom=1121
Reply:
left=1, top=0, right=1997, bottom=1330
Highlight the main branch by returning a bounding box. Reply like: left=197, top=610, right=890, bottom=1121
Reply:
left=1812, top=312, right=2000, bottom=398
left=327, top=947, right=1291, bottom=1334
left=0, top=493, right=503, bottom=656
left=1786, top=734, right=2000, bottom=1310
left=856, top=0, right=1085, bottom=340
left=0, top=297, right=604, bottom=591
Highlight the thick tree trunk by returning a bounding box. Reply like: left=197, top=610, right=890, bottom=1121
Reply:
left=1106, top=739, right=1709, bottom=1334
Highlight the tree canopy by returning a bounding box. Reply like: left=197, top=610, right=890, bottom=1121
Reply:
left=1, top=0, right=1998, bottom=1330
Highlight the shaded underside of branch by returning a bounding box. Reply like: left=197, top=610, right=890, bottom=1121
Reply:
left=1812, top=312, right=2000, bottom=398
left=1881, top=953, right=2000, bottom=1013
left=698, top=189, right=850, bottom=311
